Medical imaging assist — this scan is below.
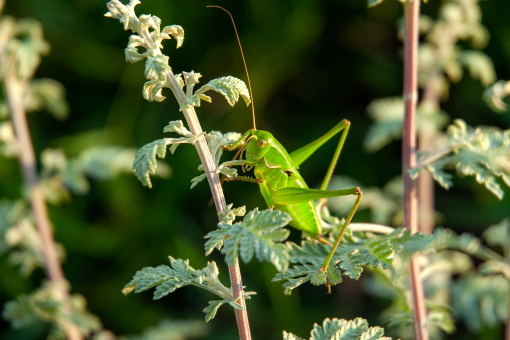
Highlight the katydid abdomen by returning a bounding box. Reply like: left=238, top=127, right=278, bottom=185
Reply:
left=252, top=146, right=323, bottom=239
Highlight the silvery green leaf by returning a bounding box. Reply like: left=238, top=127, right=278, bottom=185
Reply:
left=217, top=203, right=246, bottom=224
left=427, top=165, right=453, bottom=189
left=203, top=300, right=227, bottom=322
left=133, top=138, right=188, bottom=188
left=283, top=331, right=303, bottom=340
left=483, top=80, right=510, bottom=113
left=310, top=268, right=327, bottom=286
left=310, top=318, right=347, bottom=340
left=142, top=79, right=166, bottom=102
left=175, top=73, right=184, bottom=89
left=3, top=282, right=102, bottom=337
left=204, top=225, right=231, bottom=256
left=145, top=55, right=170, bottom=82
left=190, top=174, right=206, bottom=189
left=163, top=120, right=192, bottom=137
left=194, top=76, right=251, bottom=107
left=160, top=25, right=184, bottom=49
left=206, top=131, right=243, bottom=167
left=105, top=0, right=140, bottom=32
left=125, top=46, right=146, bottom=63
left=339, top=253, right=364, bottom=280
left=483, top=218, right=510, bottom=253
left=24, top=79, right=69, bottom=120
left=363, top=98, right=404, bottom=152
left=221, top=208, right=291, bottom=272
left=273, top=262, right=321, bottom=295
left=123, top=258, right=252, bottom=311
left=140, top=14, right=161, bottom=34
left=458, top=51, right=496, bottom=87
left=452, top=275, right=509, bottom=332
left=183, top=71, right=202, bottom=97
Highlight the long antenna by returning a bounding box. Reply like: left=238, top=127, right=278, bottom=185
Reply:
left=208, top=5, right=256, bottom=131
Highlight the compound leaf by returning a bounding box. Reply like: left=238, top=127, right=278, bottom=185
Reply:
left=194, top=76, right=251, bottom=107
left=220, top=208, right=291, bottom=272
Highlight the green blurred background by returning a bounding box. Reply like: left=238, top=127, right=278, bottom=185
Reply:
left=1, top=0, right=510, bottom=339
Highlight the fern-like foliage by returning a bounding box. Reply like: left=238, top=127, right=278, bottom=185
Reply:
left=132, top=120, right=200, bottom=188
left=327, top=175, right=402, bottom=226
left=273, top=228, right=432, bottom=294
left=190, top=130, right=243, bottom=189
left=2, top=282, right=103, bottom=339
left=283, top=317, right=391, bottom=340
left=205, top=208, right=292, bottom=272
left=410, top=119, right=510, bottom=199
left=0, top=199, right=66, bottom=276
left=39, top=146, right=142, bottom=204
left=363, top=97, right=449, bottom=153
left=123, top=257, right=255, bottom=322
left=452, top=275, right=509, bottom=332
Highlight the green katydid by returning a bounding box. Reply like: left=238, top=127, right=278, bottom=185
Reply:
left=210, top=6, right=362, bottom=292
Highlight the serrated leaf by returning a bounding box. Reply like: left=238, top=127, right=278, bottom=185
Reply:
left=452, top=275, right=509, bottom=332
left=310, top=268, right=327, bottom=286
left=311, top=318, right=347, bottom=340
left=333, top=318, right=368, bottom=340
left=356, top=238, right=393, bottom=269
left=133, top=137, right=190, bottom=188
left=194, top=76, right=251, bottom=107
left=363, top=98, right=404, bottom=152
left=125, top=265, right=176, bottom=294
left=483, top=218, right=510, bottom=253
left=203, top=300, right=227, bottom=322
left=123, top=258, right=251, bottom=305
left=163, top=120, right=192, bottom=137
left=339, top=253, right=363, bottom=280
left=24, top=79, right=69, bottom=120
left=458, top=51, right=496, bottom=87
left=160, top=25, right=184, bottom=48
left=427, top=165, right=453, bottom=189
left=204, top=225, right=231, bottom=256
left=283, top=331, right=303, bottom=340
left=145, top=55, right=170, bottom=82
left=221, top=208, right=292, bottom=272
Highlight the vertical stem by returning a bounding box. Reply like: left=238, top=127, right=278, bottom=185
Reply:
left=417, top=73, right=441, bottom=235
left=165, top=72, right=252, bottom=340
left=4, top=69, right=83, bottom=340
left=402, top=1, right=429, bottom=339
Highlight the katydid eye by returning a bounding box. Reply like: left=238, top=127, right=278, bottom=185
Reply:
left=258, top=139, right=267, bottom=147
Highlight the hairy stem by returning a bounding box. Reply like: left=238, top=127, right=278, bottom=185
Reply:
left=4, top=68, right=83, bottom=340
left=132, top=21, right=252, bottom=339
left=403, top=0, right=429, bottom=339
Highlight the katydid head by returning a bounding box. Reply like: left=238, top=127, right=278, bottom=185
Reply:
left=245, top=130, right=274, bottom=162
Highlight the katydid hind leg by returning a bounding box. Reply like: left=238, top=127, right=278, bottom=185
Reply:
left=320, top=187, right=362, bottom=293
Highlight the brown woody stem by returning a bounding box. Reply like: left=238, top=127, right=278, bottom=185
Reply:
left=4, top=68, right=83, bottom=340
left=402, top=0, right=429, bottom=339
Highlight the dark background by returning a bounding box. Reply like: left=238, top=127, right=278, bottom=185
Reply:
left=1, top=0, right=510, bottom=339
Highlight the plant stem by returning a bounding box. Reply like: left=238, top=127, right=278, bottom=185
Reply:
left=134, top=22, right=252, bottom=340
left=417, top=74, right=442, bottom=235
left=403, top=0, right=429, bottom=339
left=4, top=68, right=83, bottom=340
left=164, top=68, right=252, bottom=340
